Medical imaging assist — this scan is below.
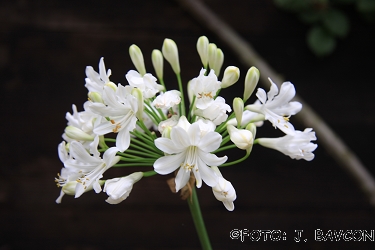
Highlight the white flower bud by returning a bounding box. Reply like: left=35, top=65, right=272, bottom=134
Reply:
left=233, top=98, right=244, bottom=128
left=88, top=91, right=103, bottom=103
left=104, top=172, right=143, bottom=204
left=129, top=44, right=146, bottom=76
left=151, top=49, right=164, bottom=80
left=65, top=126, right=94, bottom=141
left=162, top=38, right=180, bottom=74
left=246, top=123, right=257, bottom=138
left=211, top=166, right=236, bottom=211
left=208, top=43, right=217, bottom=71
left=197, top=36, right=209, bottom=68
left=211, top=48, right=224, bottom=77
left=105, top=81, right=118, bottom=91
left=221, top=66, right=240, bottom=88
left=244, top=67, right=260, bottom=102
left=227, top=124, right=253, bottom=152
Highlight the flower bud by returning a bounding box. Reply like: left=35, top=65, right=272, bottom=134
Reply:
left=105, top=81, right=118, bottom=91
left=243, top=67, right=260, bottom=102
left=233, top=98, right=244, bottom=128
left=129, top=44, right=146, bottom=76
left=196, top=36, right=209, bottom=68
left=151, top=49, right=164, bottom=80
left=104, top=172, right=143, bottom=204
left=208, top=43, right=217, bottom=71
left=88, top=91, right=103, bottom=103
left=211, top=48, right=224, bottom=77
left=65, top=126, right=94, bottom=141
left=131, top=87, right=144, bottom=121
left=227, top=124, right=253, bottom=152
left=162, top=38, right=180, bottom=74
left=221, top=66, right=240, bottom=88
left=246, top=123, right=257, bottom=138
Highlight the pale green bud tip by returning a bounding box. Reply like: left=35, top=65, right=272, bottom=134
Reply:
left=246, top=123, right=257, bottom=138
left=106, top=82, right=118, bottom=91
left=197, top=36, right=209, bottom=68
left=212, top=48, right=224, bottom=77
left=233, top=98, right=244, bottom=127
left=162, top=38, right=180, bottom=74
left=129, top=44, right=146, bottom=76
left=65, top=126, right=94, bottom=141
left=162, top=126, right=172, bottom=139
left=151, top=49, right=164, bottom=80
left=221, top=66, right=240, bottom=88
left=88, top=92, right=103, bottom=103
left=208, top=43, right=217, bottom=69
left=131, top=88, right=144, bottom=121
left=244, top=66, right=260, bottom=102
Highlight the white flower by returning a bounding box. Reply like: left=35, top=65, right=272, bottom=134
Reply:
left=152, top=90, right=181, bottom=109
left=153, top=116, right=227, bottom=191
left=190, top=68, right=221, bottom=109
left=227, top=125, right=253, bottom=152
left=63, top=140, right=120, bottom=197
left=125, top=70, right=164, bottom=98
left=194, top=96, right=231, bottom=125
left=245, top=78, right=302, bottom=134
left=89, top=84, right=138, bottom=152
left=257, top=128, right=317, bottom=161
left=85, top=57, right=113, bottom=93
left=211, top=166, right=236, bottom=211
left=103, top=172, right=143, bottom=204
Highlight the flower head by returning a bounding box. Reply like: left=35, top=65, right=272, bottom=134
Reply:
left=211, top=166, right=236, bottom=211
left=126, top=70, right=164, bottom=99
left=194, top=96, right=231, bottom=125
left=153, top=116, right=227, bottom=191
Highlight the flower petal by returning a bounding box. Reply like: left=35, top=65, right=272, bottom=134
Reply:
left=198, top=131, right=222, bottom=152
left=175, top=168, right=191, bottom=192
left=155, top=138, right=180, bottom=154
left=153, top=152, right=186, bottom=175
left=198, top=150, right=228, bottom=167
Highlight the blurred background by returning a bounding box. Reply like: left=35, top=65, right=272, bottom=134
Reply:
left=1, top=0, right=375, bottom=249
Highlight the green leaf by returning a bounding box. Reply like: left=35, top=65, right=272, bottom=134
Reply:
left=322, top=9, right=350, bottom=38
left=307, top=26, right=336, bottom=56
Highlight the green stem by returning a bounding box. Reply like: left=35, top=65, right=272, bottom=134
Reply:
left=176, top=73, right=186, bottom=116
left=188, top=185, right=212, bottom=250
left=220, top=151, right=250, bottom=167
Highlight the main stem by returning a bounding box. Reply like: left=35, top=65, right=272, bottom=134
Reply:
left=188, top=185, right=212, bottom=250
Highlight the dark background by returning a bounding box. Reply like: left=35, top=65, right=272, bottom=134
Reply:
left=1, top=0, right=375, bottom=249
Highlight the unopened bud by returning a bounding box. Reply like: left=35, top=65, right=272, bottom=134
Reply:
left=233, top=98, right=244, bottom=128
left=208, top=43, right=217, bottom=71
left=129, top=44, right=146, bottom=76
left=88, top=92, right=103, bottom=103
left=162, top=38, right=180, bottom=74
left=211, top=48, right=224, bottom=77
left=246, top=123, right=257, bottom=139
left=197, top=36, right=209, bottom=68
left=151, top=49, right=164, bottom=80
left=244, top=67, right=260, bottom=102
left=221, top=66, right=240, bottom=88
left=65, top=126, right=94, bottom=141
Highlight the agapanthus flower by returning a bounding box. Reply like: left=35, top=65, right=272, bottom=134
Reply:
left=125, top=70, right=164, bottom=98
left=89, top=84, right=138, bottom=152
left=63, top=138, right=120, bottom=197
left=85, top=57, right=113, bottom=94
left=152, top=90, right=181, bottom=109
left=153, top=116, right=227, bottom=191
left=257, top=128, right=317, bottom=161
left=211, top=166, right=236, bottom=211
left=246, top=78, right=302, bottom=134
left=190, top=68, right=221, bottom=109
left=194, top=96, right=231, bottom=125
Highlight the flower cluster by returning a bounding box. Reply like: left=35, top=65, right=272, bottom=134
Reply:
left=55, top=36, right=317, bottom=211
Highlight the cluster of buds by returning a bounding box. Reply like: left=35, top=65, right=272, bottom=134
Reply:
left=56, top=36, right=317, bottom=211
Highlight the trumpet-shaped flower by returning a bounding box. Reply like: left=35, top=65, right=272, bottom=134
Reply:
left=63, top=140, right=120, bottom=198
left=153, top=116, right=227, bottom=191
left=126, top=70, right=164, bottom=99
left=190, top=68, right=221, bottom=109
left=103, top=172, right=143, bottom=204
left=211, top=166, right=236, bottom=211
left=89, top=84, right=138, bottom=152
left=246, top=78, right=302, bottom=134
left=257, top=128, right=317, bottom=161
left=194, top=96, right=231, bottom=125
